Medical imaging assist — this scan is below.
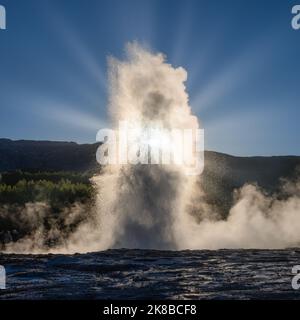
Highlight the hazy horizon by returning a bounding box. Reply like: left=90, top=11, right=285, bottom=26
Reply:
left=1, top=136, right=300, bottom=158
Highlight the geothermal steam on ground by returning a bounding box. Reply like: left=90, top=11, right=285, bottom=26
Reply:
left=2, top=43, right=300, bottom=254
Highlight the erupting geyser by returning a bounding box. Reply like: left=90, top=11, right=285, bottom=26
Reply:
left=93, top=42, right=204, bottom=250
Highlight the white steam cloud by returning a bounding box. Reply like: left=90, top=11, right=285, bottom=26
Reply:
left=178, top=179, right=300, bottom=249
left=92, top=42, right=201, bottom=250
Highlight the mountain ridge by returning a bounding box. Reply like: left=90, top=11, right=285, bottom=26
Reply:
left=0, top=138, right=299, bottom=217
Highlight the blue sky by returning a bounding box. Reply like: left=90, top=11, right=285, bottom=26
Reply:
left=0, top=0, right=299, bottom=156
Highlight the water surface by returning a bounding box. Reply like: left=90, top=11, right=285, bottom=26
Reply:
left=0, top=249, right=300, bottom=299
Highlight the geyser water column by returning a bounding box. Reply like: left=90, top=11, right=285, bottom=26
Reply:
left=94, top=43, right=203, bottom=250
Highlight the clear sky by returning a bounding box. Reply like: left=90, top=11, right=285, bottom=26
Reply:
left=0, top=0, right=299, bottom=156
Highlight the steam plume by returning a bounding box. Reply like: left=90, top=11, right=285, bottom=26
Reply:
left=92, top=42, right=201, bottom=250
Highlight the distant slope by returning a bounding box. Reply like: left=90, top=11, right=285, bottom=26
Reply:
left=0, top=139, right=99, bottom=172
left=0, top=139, right=299, bottom=214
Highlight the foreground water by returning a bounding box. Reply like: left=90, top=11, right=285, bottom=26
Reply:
left=0, top=249, right=300, bottom=299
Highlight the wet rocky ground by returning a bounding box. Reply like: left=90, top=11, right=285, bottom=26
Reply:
left=0, top=249, right=300, bottom=299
